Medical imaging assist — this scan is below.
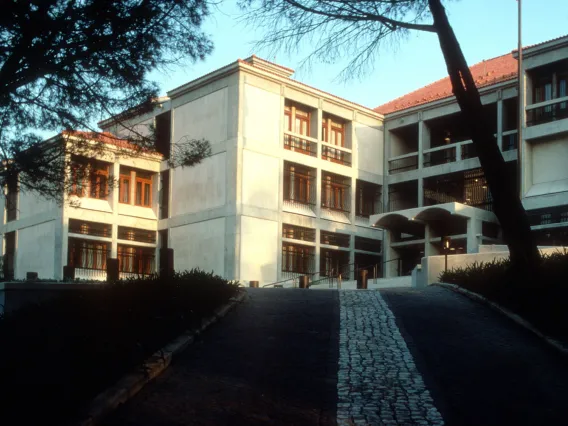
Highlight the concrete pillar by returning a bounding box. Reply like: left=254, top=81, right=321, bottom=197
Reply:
left=349, top=234, right=355, bottom=280
left=424, top=224, right=441, bottom=257
left=316, top=168, right=322, bottom=218
left=497, top=97, right=504, bottom=152
left=418, top=120, right=430, bottom=169
left=383, top=229, right=398, bottom=278
left=418, top=177, right=424, bottom=207
left=466, top=218, right=483, bottom=253
left=111, top=162, right=120, bottom=258
left=314, top=228, right=321, bottom=281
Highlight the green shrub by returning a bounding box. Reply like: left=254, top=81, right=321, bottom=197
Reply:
left=438, top=252, right=568, bottom=343
left=0, top=269, right=239, bottom=426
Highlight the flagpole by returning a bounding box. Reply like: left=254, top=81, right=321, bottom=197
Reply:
left=517, top=0, right=523, bottom=198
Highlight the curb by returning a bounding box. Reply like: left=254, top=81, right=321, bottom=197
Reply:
left=78, top=290, right=248, bottom=426
left=432, top=282, right=568, bottom=357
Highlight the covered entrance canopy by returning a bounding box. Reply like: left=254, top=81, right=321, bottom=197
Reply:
left=370, top=202, right=500, bottom=277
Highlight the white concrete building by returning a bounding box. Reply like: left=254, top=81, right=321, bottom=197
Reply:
left=2, top=36, right=567, bottom=285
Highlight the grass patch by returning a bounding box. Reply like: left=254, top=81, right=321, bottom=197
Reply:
left=440, top=252, right=568, bottom=344
left=0, top=269, right=240, bottom=426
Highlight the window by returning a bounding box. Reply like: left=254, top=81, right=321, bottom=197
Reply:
left=89, top=164, right=109, bottom=199
left=119, top=174, right=130, bottom=204
left=135, top=173, right=152, bottom=207
left=322, top=117, right=345, bottom=147
left=68, top=239, right=109, bottom=270
left=285, top=105, right=310, bottom=136
left=561, top=211, right=568, bottom=223
left=69, top=159, right=109, bottom=200
left=322, top=173, right=350, bottom=213
left=282, top=224, right=316, bottom=242
left=540, top=213, right=552, bottom=225
left=118, top=246, right=155, bottom=275
left=282, top=243, right=314, bottom=274
left=283, top=163, right=315, bottom=206
left=356, top=180, right=382, bottom=217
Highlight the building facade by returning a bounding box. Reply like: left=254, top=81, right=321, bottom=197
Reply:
left=2, top=36, right=568, bottom=285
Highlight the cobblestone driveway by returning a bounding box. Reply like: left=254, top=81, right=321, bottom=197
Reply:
left=337, top=291, right=444, bottom=426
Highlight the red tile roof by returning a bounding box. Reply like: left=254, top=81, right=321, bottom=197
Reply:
left=62, top=130, right=161, bottom=155
left=374, top=53, right=518, bottom=115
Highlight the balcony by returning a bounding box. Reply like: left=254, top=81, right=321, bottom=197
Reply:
left=388, top=153, right=418, bottom=175
left=118, top=226, right=156, bottom=244
left=320, top=231, right=350, bottom=248
left=423, top=145, right=456, bottom=167
left=502, top=130, right=518, bottom=152
left=460, top=142, right=476, bottom=160
left=69, top=219, right=112, bottom=238
left=526, top=96, right=568, bottom=126
left=282, top=224, right=316, bottom=242
left=321, top=143, right=352, bottom=167
left=283, top=162, right=317, bottom=211
left=283, top=132, right=318, bottom=157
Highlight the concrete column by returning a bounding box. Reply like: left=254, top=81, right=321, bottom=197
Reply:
left=111, top=162, right=120, bottom=257
left=316, top=168, right=322, bottom=218
left=466, top=218, right=483, bottom=254
left=497, top=97, right=504, bottom=152
left=383, top=229, right=398, bottom=278
left=350, top=176, right=356, bottom=224
left=418, top=177, right=424, bottom=207
left=349, top=235, right=355, bottom=280
left=418, top=120, right=429, bottom=169
left=424, top=224, right=441, bottom=257
left=315, top=228, right=321, bottom=280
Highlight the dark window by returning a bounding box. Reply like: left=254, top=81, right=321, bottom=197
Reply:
left=69, top=219, right=111, bottom=237
left=68, top=239, right=109, bottom=270
left=118, top=226, right=156, bottom=243
left=356, top=180, right=382, bottom=217
left=155, top=111, right=171, bottom=159
left=282, top=224, right=316, bottom=242
left=281, top=243, right=315, bottom=274
left=118, top=245, right=155, bottom=275
left=160, top=170, right=170, bottom=219
left=355, top=237, right=382, bottom=253
left=320, top=231, right=350, bottom=248
left=283, top=163, right=316, bottom=207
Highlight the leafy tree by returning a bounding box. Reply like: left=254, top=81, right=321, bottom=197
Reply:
left=241, top=0, right=540, bottom=270
left=0, top=0, right=213, bottom=202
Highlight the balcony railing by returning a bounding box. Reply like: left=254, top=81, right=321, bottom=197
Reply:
left=321, top=144, right=352, bottom=167
left=118, top=226, right=156, bottom=244
left=69, top=219, right=112, bottom=238
left=388, top=153, right=418, bottom=174
left=118, top=249, right=156, bottom=277
left=282, top=224, right=316, bottom=242
left=283, top=132, right=318, bottom=157
left=320, top=231, right=350, bottom=248
left=281, top=245, right=316, bottom=279
left=423, top=145, right=457, bottom=167
left=526, top=96, right=568, bottom=126
left=502, top=130, right=518, bottom=152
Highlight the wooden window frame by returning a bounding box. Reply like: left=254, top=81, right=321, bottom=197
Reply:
left=119, top=174, right=131, bottom=204
left=89, top=166, right=109, bottom=200
left=135, top=176, right=152, bottom=207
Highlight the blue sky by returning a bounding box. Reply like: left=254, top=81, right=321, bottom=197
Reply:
left=148, top=0, right=568, bottom=110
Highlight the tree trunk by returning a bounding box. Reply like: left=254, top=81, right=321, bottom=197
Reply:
left=428, top=0, right=540, bottom=271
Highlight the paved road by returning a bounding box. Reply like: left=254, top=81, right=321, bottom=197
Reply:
left=102, top=286, right=568, bottom=425
left=382, top=286, right=568, bottom=426
left=103, top=289, right=340, bottom=426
